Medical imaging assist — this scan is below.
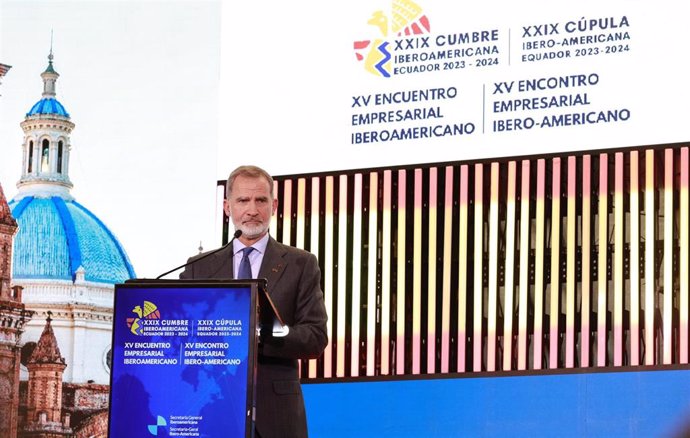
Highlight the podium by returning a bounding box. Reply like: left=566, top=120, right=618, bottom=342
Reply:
left=107, top=279, right=281, bottom=438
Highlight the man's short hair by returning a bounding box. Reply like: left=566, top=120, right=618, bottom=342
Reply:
left=226, top=165, right=274, bottom=199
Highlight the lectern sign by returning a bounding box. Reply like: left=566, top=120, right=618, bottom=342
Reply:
left=108, top=281, right=259, bottom=438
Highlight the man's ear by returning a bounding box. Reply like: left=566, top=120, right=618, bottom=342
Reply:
left=272, top=197, right=279, bottom=215
left=223, top=198, right=231, bottom=216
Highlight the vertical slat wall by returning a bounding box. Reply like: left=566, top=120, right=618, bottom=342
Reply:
left=228, top=144, right=689, bottom=378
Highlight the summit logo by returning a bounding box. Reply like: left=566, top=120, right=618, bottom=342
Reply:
left=126, top=300, right=161, bottom=336
left=353, top=0, right=431, bottom=78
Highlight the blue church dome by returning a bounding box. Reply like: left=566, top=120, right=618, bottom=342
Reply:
left=27, top=97, right=70, bottom=117
left=8, top=196, right=135, bottom=284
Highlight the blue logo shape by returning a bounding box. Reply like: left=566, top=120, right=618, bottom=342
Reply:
left=147, top=415, right=167, bottom=436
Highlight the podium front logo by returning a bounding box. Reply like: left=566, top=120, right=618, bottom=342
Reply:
left=126, top=300, right=161, bottom=336
left=353, top=0, right=431, bottom=78
left=148, top=415, right=167, bottom=436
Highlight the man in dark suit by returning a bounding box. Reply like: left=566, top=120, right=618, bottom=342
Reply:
left=180, top=165, right=328, bottom=438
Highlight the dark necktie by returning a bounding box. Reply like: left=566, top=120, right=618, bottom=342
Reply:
left=237, top=247, right=254, bottom=279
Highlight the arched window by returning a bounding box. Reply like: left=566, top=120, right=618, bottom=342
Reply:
left=57, top=140, right=64, bottom=173
left=41, top=139, right=50, bottom=172
left=27, top=140, right=34, bottom=173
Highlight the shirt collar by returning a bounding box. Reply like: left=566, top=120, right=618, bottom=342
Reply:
left=233, top=232, right=269, bottom=255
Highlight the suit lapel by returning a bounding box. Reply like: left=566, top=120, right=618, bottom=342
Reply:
left=208, top=245, right=234, bottom=279
left=259, top=237, right=287, bottom=289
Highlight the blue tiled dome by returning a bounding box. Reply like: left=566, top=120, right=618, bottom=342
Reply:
left=27, top=97, right=70, bottom=117
left=8, top=196, right=135, bottom=284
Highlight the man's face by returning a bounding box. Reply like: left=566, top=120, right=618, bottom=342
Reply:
left=224, top=175, right=278, bottom=244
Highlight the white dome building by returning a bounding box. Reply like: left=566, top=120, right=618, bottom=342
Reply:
left=9, top=52, right=136, bottom=385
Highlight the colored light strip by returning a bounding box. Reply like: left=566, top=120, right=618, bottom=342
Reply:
left=678, top=147, right=690, bottom=364
left=366, top=172, right=378, bottom=376
left=427, top=167, right=438, bottom=373
left=309, top=177, right=321, bottom=378
left=282, top=179, right=292, bottom=245
left=549, top=157, right=561, bottom=369
left=581, top=155, right=592, bottom=367
left=487, top=162, right=500, bottom=372
left=663, top=149, right=673, bottom=364
left=270, top=181, right=279, bottom=234
left=324, top=176, right=335, bottom=377
left=629, top=152, right=640, bottom=366
left=597, top=154, right=608, bottom=367
left=457, top=165, right=469, bottom=372
left=533, top=159, right=546, bottom=370
left=566, top=156, right=576, bottom=368
left=614, top=152, right=624, bottom=366
left=351, top=174, right=363, bottom=377
left=396, top=170, right=407, bottom=375
left=503, top=161, right=517, bottom=371
left=644, top=150, right=655, bottom=366
left=473, top=163, right=484, bottom=372
left=412, top=169, right=423, bottom=375
left=680, top=147, right=689, bottom=363
left=294, top=178, right=307, bottom=374
left=337, top=175, right=348, bottom=376
left=517, top=160, right=530, bottom=371
left=296, top=178, right=306, bottom=249
left=441, top=166, right=453, bottom=373
left=381, top=170, right=392, bottom=375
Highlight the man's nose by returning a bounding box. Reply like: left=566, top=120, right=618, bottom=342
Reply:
left=246, top=201, right=259, bottom=213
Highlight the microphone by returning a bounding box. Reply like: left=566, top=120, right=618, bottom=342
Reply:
left=155, top=229, right=242, bottom=279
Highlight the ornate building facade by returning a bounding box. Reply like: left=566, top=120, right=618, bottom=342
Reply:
left=0, top=59, right=30, bottom=438
left=0, top=178, right=33, bottom=438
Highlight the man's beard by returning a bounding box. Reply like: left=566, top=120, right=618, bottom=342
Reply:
left=236, top=221, right=269, bottom=240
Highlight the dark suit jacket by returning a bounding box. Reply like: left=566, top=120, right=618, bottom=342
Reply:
left=180, top=237, right=328, bottom=438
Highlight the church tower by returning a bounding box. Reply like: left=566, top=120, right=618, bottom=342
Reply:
left=22, top=314, right=72, bottom=437
left=9, top=51, right=135, bottom=386
left=17, top=50, right=75, bottom=200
